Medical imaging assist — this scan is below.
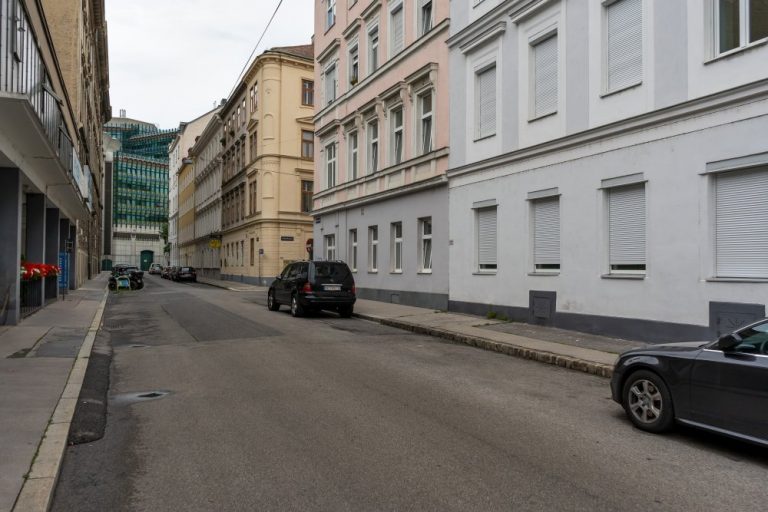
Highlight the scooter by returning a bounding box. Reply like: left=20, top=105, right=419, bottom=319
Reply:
left=108, top=268, right=145, bottom=291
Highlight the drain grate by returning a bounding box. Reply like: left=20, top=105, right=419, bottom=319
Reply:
left=138, top=392, right=163, bottom=398
left=112, top=390, right=171, bottom=404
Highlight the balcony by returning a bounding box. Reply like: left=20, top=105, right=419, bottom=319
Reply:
left=0, top=0, right=87, bottom=220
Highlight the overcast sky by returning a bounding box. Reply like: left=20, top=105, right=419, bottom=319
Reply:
left=106, top=0, right=315, bottom=129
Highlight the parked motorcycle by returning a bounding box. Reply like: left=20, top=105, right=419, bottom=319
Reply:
left=108, top=265, right=144, bottom=291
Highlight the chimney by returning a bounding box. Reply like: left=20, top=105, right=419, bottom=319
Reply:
left=119, top=109, right=126, bottom=117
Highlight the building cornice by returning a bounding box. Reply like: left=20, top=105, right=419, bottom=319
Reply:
left=317, top=38, right=341, bottom=63
left=447, top=0, right=534, bottom=49
left=448, top=78, right=768, bottom=179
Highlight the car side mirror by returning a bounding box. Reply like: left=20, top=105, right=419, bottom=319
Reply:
left=717, top=334, right=740, bottom=351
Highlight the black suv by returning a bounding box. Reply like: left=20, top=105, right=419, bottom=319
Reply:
left=268, top=260, right=356, bottom=317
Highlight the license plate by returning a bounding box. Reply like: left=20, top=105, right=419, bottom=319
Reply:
left=324, top=284, right=341, bottom=291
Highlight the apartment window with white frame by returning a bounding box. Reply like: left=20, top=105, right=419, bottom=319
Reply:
left=418, top=90, right=433, bottom=154
left=604, top=0, right=643, bottom=93
left=532, top=197, right=560, bottom=272
left=419, top=0, right=433, bottom=36
left=367, top=119, right=379, bottom=173
left=325, top=234, right=336, bottom=261
left=531, top=33, right=558, bottom=118
left=476, top=65, right=497, bottom=139
left=349, top=229, right=358, bottom=271
left=348, top=131, right=359, bottom=180
left=390, top=106, right=404, bottom=165
left=419, top=217, right=433, bottom=272
left=716, top=0, right=768, bottom=54
left=390, top=3, right=405, bottom=56
left=326, top=0, right=336, bottom=30
left=391, top=222, right=403, bottom=272
left=607, top=183, right=646, bottom=274
left=476, top=206, right=498, bottom=271
left=368, top=26, right=380, bottom=73
left=714, top=167, right=768, bottom=278
left=349, top=43, right=359, bottom=87
left=325, top=142, right=337, bottom=188
left=324, top=63, right=337, bottom=105
left=368, top=226, right=379, bottom=271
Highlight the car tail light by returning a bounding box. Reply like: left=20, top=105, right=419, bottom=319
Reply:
left=302, top=282, right=312, bottom=293
left=351, top=285, right=356, bottom=295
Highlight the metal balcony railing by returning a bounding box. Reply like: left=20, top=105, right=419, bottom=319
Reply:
left=1, top=0, right=75, bottom=176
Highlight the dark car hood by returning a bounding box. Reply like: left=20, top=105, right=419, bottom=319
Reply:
left=621, top=341, right=709, bottom=357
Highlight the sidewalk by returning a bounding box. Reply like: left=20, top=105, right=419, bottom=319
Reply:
left=0, top=273, right=108, bottom=512
left=198, top=276, right=645, bottom=378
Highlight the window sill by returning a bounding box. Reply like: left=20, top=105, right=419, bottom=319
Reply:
left=600, top=81, right=642, bottom=99
left=528, top=110, right=557, bottom=123
left=705, top=37, right=768, bottom=65
left=368, top=270, right=378, bottom=274
left=706, top=277, right=768, bottom=283
left=417, top=270, right=433, bottom=275
left=528, top=271, right=559, bottom=276
left=390, top=270, right=403, bottom=275
left=473, top=133, right=496, bottom=143
left=473, top=270, right=497, bottom=275
left=601, top=273, right=646, bottom=280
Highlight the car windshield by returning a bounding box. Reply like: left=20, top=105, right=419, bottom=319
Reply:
left=313, top=262, right=351, bottom=281
left=181, top=267, right=193, bottom=272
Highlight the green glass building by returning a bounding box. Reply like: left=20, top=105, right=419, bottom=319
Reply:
left=103, top=116, right=177, bottom=270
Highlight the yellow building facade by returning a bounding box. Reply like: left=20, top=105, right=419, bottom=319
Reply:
left=220, top=45, right=315, bottom=285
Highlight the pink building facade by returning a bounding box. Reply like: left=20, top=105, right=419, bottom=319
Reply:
left=313, top=0, right=450, bottom=309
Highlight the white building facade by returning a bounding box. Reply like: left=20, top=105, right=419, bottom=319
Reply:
left=447, top=0, right=768, bottom=341
left=168, top=139, right=181, bottom=266
left=191, top=115, right=223, bottom=278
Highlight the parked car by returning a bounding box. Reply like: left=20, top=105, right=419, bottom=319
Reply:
left=148, top=263, right=163, bottom=275
left=173, top=266, right=197, bottom=282
left=611, top=319, right=768, bottom=447
left=267, top=260, right=356, bottom=318
left=161, top=266, right=171, bottom=279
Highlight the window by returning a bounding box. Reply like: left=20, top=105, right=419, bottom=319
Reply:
left=326, top=0, right=336, bottom=30
left=368, top=26, right=380, bottom=73
left=391, top=222, right=403, bottom=272
left=419, top=218, right=432, bottom=272
left=605, top=0, right=643, bottom=92
left=349, top=44, right=359, bottom=86
left=532, top=34, right=558, bottom=118
left=250, top=132, right=258, bottom=162
left=250, top=83, right=258, bottom=111
left=419, top=0, right=433, bottom=36
left=716, top=0, right=768, bottom=54
left=477, top=206, right=497, bottom=271
left=348, top=131, right=359, bottom=180
left=324, top=64, right=337, bottom=105
left=390, top=3, right=405, bottom=56
left=250, top=238, right=255, bottom=266
left=368, top=226, right=379, bottom=271
left=249, top=181, right=258, bottom=215
left=532, top=197, right=560, bottom=271
left=391, top=107, right=404, bottom=165
left=418, top=91, right=433, bottom=154
left=325, top=142, right=337, bottom=188
left=325, top=234, right=336, bottom=261
left=301, top=130, right=314, bottom=160
left=349, top=229, right=358, bottom=271
left=715, top=167, right=768, bottom=278
left=476, top=65, right=497, bottom=139
left=301, top=180, right=313, bottom=213
left=608, top=183, right=646, bottom=273
left=367, top=119, right=379, bottom=173
left=302, top=79, right=314, bottom=106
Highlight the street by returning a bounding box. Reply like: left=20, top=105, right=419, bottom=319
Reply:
left=52, top=276, right=768, bottom=512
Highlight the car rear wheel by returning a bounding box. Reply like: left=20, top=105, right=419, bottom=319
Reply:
left=338, top=305, right=353, bottom=318
left=290, top=294, right=304, bottom=317
left=622, top=370, right=674, bottom=433
left=267, top=290, right=280, bottom=311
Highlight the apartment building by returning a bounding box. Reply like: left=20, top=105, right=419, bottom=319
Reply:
left=1, top=0, right=109, bottom=324
left=220, top=45, right=315, bottom=285
left=313, top=0, right=450, bottom=309
left=447, top=0, right=768, bottom=341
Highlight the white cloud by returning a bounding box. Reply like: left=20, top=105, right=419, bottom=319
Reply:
left=106, top=0, right=315, bottom=129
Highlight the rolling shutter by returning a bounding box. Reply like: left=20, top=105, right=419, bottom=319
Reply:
left=477, top=66, right=497, bottom=138
left=534, top=34, right=558, bottom=117
left=478, top=207, right=498, bottom=269
left=609, top=184, right=645, bottom=267
left=534, top=197, right=560, bottom=267
left=716, top=168, right=768, bottom=278
left=606, top=0, right=642, bottom=92
left=392, top=6, right=404, bottom=54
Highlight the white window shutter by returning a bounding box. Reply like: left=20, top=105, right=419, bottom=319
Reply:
left=478, top=207, right=498, bottom=268
left=606, top=0, right=642, bottom=92
left=392, top=6, right=404, bottom=54
left=534, top=197, right=560, bottom=266
left=716, top=168, right=768, bottom=278
left=609, top=184, right=646, bottom=267
left=534, top=35, right=558, bottom=117
left=477, top=66, right=497, bottom=138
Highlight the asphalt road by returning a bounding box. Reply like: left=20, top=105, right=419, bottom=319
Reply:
left=52, top=275, right=768, bottom=511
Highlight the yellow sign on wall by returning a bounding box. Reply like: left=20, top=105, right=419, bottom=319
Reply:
left=209, top=239, right=221, bottom=249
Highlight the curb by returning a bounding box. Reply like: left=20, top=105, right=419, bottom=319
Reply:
left=355, top=313, right=614, bottom=379
left=12, top=289, right=109, bottom=512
